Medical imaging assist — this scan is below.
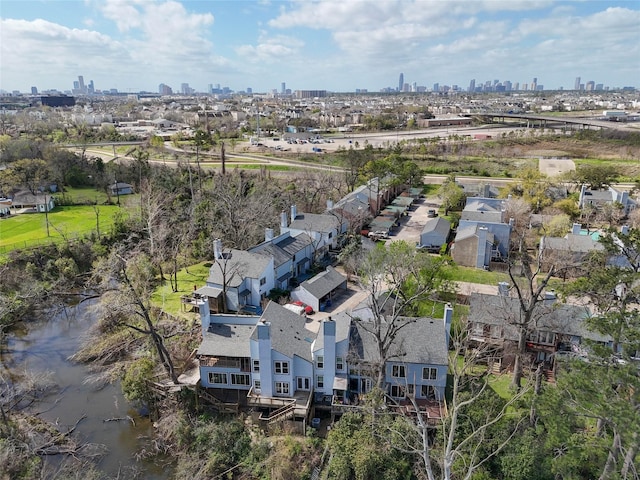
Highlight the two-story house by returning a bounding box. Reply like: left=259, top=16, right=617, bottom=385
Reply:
left=196, top=297, right=453, bottom=425
left=468, top=290, right=612, bottom=378
left=199, top=239, right=275, bottom=313
left=248, top=229, right=314, bottom=290
left=451, top=197, right=513, bottom=268
left=280, top=205, right=348, bottom=262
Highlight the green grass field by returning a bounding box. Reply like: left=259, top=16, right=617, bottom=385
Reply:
left=150, top=262, right=212, bottom=318
left=0, top=205, right=124, bottom=253
left=444, top=264, right=510, bottom=285
left=56, top=187, right=111, bottom=205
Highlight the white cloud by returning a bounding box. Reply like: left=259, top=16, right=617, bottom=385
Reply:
left=235, top=33, right=304, bottom=63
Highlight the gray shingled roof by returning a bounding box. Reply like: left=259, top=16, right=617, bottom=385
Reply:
left=289, top=212, right=343, bottom=233
left=299, top=266, right=346, bottom=299
left=207, top=249, right=272, bottom=288
left=197, top=322, right=255, bottom=357
left=460, top=210, right=503, bottom=223
left=421, top=217, right=451, bottom=236
left=276, top=233, right=313, bottom=256
left=350, top=317, right=448, bottom=366
left=313, top=311, right=352, bottom=351
left=454, top=224, right=495, bottom=244
left=469, top=292, right=611, bottom=343
left=543, top=233, right=604, bottom=253
left=251, top=302, right=316, bottom=361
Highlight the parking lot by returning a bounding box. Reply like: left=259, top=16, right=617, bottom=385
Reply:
left=385, top=196, right=442, bottom=246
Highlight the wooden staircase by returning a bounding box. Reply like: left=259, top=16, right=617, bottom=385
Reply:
left=197, top=388, right=239, bottom=414
left=259, top=400, right=297, bottom=425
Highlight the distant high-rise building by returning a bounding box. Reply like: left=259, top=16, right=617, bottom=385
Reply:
left=31, top=86, right=38, bottom=95
left=595, top=83, right=604, bottom=91
left=281, top=82, right=286, bottom=94
left=181, top=83, right=193, bottom=95
left=88, top=80, right=94, bottom=94
left=514, top=82, right=519, bottom=91
left=586, top=80, right=595, bottom=91
left=574, top=76, right=581, bottom=90
left=398, top=73, right=404, bottom=92
left=433, top=83, right=439, bottom=92
left=468, top=79, right=475, bottom=92
left=73, top=81, right=80, bottom=92
left=247, top=87, right=252, bottom=94
left=159, top=83, right=173, bottom=95
left=531, top=77, right=537, bottom=91
left=78, top=75, right=85, bottom=93
left=504, top=80, right=512, bottom=92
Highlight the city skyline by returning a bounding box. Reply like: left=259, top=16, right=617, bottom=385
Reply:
left=1, top=0, right=639, bottom=94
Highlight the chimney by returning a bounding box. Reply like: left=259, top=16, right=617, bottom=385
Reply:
left=290, top=204, right=298, bottom=223
left=498, top=281, right=510, bottom=297
left=572, top=223, right=582, bottom=235
left=199, top=296, right=210, bottom=335
left=579, top=184, right=587, bottom=207
left=327, top=199, right=334, bottom=211
left=322, top=317, right=336, bottom=394
left=256, top=320, right=273, bottom=397
left=265, top=228, right=274, bottom=242
left=280, top=210, right=288, bottom=229
left=544, top=290, right=557, bottom=305
left=213, top=238, right=223, bottom=260
left=444, top=303, right=453, bottom=347
left=476, top=226, right=489, bottom=269
left=621, top=225, right=630, bottom=235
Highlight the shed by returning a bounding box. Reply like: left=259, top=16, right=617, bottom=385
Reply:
left=290, top=266, right=347, bottom=312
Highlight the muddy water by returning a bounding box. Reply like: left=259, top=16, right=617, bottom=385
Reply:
left=1, top=301, right=173, bottom=479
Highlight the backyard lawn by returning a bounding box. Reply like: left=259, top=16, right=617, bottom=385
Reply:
left=151, top=262, right=212, bottom=318
left=0, top=205, right=125, bottom=253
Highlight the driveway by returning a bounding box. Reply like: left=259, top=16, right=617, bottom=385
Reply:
left=385, top=197, right=442, bottom=246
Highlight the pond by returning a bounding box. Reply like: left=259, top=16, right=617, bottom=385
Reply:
left=1, top=299, right=173, bottom=479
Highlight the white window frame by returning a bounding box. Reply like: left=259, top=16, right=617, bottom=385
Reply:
left=209, top=372, right=227, bottom=385
left=253, top=360, right=260, bottom=372
left=297, top=377, right=311, bottom=391
left=231, top=373, right=250, bottom=386
left=336, top=356, right=344, bottom=371
left=422, top=367, right=437, bottom=380
left=254, top=380, right=261, bottom=391
left=392, top=365, right=406, bottom=378
left=275, top=381, right=290, bottom=395
left=390, top=384, right=405, bottom=398
left=274, top=361, right=289, bottom=375
left=316, top=375, right=324, bottom=389
left=316, top=355, right=324, bottom=369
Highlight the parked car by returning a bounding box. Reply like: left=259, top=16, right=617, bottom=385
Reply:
left=292, top=300, right=314, bottom=315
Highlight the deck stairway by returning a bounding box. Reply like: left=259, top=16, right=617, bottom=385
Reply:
left=259, top=400, right=297, bottom=425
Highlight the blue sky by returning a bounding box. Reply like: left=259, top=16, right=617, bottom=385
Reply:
left=1, top=0, right=639, bottom=93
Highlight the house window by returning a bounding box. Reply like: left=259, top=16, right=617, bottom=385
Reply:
left=275, top=382, right=290, bottom=395
left=274, top=361, right=289, bottom=374
left=336, top=356, right=344, bottom=371
left=231, top=374, right=250, bottom=386
left=297, top=377, right=310, bottom=391
left=316, top=375, right=324, bottom=388
left=254, top=380, right=261, bottom=391
left=422, top=367, right=437, bottom=380
left=316, top=356, right=324, bottom=369
left=533, top=330, right=556, bottom=345
left=421, top=385, right=436, bottom=400
left=392, top=365, right=406, bottom=378
left=253, top=360, right=260, bottom=372
left=328, top=232, right=333, bottom=239
left=260, top=277, right=266, bottom=286
left=390, top=385, right=405, bottom=398
left=208, top=372, right=227, bottom=385
left=407, top=384, right=415, bottom=395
